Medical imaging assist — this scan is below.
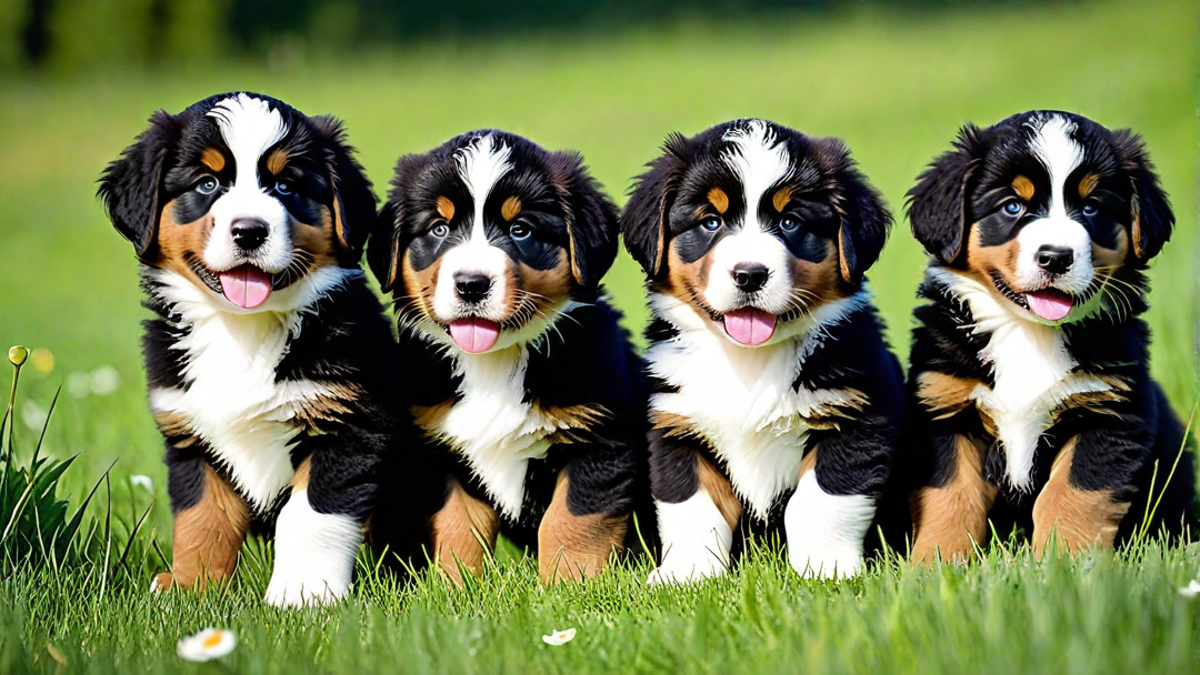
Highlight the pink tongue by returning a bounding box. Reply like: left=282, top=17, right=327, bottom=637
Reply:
left=219, top=266, right=273, bottom=309
left=449, top=318, right=501, bottom=353
left=723, top=308, right=777, bottom=346
left=1026, top=290, right=1073, bottom=321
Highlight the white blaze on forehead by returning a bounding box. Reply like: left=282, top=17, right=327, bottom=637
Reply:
left=456, top=134, right=513, bottom=243
left=1027, top=114, right=1083, bottom=220
left=721, top=120, right=793, bottom=233
left=207, top=93, right=288, bottom=189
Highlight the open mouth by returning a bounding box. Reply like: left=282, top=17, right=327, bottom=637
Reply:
left=189, top=257, right=291, bottom=310
left=447, top=317, right=501, bottom=353
left=1024, top=288, right=1074, bottom=322
left=722, top=307, right=777, bottom=346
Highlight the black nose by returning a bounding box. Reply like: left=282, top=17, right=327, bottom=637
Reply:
left=454, top=272, right=492, bottom=303
left=231, top=217, right=269, bottom=252
left=1036, top=245, right=1074, bottom=275
left=732, top=263, right=769, bottom=293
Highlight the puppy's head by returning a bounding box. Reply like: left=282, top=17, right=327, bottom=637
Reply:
left=98, top=92, right=376, bottom=312
left=907, top=110, right=1173, bottom=324
left=622, top=119, right=890, bottom=347
left=368, top=130, right=618, bottom=354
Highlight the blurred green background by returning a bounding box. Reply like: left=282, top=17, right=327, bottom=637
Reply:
left=0, top=0, right=1195, bottom=500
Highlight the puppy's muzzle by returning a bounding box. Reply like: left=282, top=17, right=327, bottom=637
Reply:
left=1035, top=245, right=1073, bottom=277
left=731, top=262, right=769, bottom=294
left=454, top=271, right=493, bottom=304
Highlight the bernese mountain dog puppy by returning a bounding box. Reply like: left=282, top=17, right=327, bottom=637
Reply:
left=621, top=119, right=904, bottom=582
left=366, top=130, right=649, bottom=584
left=903, top=110, right=1196, bottom=561
left=98, top=92, right=411, bottom=607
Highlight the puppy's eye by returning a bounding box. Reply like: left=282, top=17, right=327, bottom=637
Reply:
left=1002, top=201, right=1024, bottom=217
left=196, top=176, right=219, bottom=195
left=1081, top=202, right=1098, bottom=217
left=510, top=223, right=531, bottom=240
left=700, top=216, right=722, bottom=232
left=273, top=180, right=293, bottom=196
left=780, top=216, right=800, bottom=232
left=432, top=223, right=450, bottom=238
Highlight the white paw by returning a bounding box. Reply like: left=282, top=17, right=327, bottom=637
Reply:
left=264, top=577, right=348, bottom=609
left=789, top=548, right=863, bottom=580
left=647, top=557, right=727, bottom=585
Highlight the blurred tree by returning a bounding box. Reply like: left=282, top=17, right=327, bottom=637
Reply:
left=47, top=0, right=157, bottom=70
left=160, top=0, right=230, bottom=61
left=0, top=0, right=28, bottom=69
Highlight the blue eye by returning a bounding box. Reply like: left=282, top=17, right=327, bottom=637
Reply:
left=431, top=223, right=449, bottom=238
left=700, top=216, right=722, bottom=232
left=1003, top=201, right=1023, bottom=217
left=510, top=223, right=531, bottom=240
left=780, top=216, right=800, bottom=232
left=1082, top=202, right=1098, bottom=216
left=196, top=176, right=219, bottom=195
left=273, top=180, right=293, bottom=196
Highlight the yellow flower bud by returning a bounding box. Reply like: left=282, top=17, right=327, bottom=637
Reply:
left=8, top=345, right=28, bottom=367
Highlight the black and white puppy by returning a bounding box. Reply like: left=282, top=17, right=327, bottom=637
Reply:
left=99, top=92, right=407, bottom=607
left=367, top=130, right=648, bottom=584
left=622, top=119, right=903, bottom=582
left=904, top=110, right=1195, bottom=561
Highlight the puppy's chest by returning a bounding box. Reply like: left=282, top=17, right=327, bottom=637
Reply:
left=648, top=332, right=858, bottom=521
left=967, top=321, right=1118, bottom=490
left=150, top=314, right=334, bottom=511
left=418, top=348, right=601, bottom=520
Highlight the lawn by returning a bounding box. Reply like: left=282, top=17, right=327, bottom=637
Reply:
left=0, top=0, right=1198, bottom=672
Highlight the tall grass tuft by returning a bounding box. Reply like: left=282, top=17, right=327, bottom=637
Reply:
left=0, top=345, right=102, bottom=572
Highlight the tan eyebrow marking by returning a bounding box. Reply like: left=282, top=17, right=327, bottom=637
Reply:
left=1011, top=175, right=1035, bottom=201
left=772, top=186, right=795, bottom=213
left=501, top=195, right=522, bottom=222
left=265, top=148, right=288, bottom=175
left=1078, top=172, right=1099, bottom=199
left=436, top=196, right=455, bottom=221
left=707, top=187, right=729, bottom=214
left=200, top=148, right=225, bottom=173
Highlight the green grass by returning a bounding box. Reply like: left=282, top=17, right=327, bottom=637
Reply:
left=0, top=0, right=1198, bottom=671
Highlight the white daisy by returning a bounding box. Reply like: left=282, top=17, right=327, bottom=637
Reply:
left=130, top=475, right=153, bottom=490
left=1178, top=580, right=1200, bottom=598
left=90, top=366, right=121, bottom=396
left=542, top=628, right=576, bottom=646
left=177, top=628, right=237, bottom=662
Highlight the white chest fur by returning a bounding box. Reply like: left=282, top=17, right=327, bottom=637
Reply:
left=147, top=268, right=352, bottom=511
left=933, top=269, right=1115, bottom=490
left=428, top=345, right=578, bottom=520
left=646, top=293, right=867, bottom=521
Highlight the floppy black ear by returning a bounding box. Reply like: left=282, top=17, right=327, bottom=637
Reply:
left=1112, top=128, right=1174, bottom=262
left=368, top=152, right=430, bottom=294
left=97, top=110, right=180, bottom=256
left=906, top=124, right=988, bottom=266
left=620, top=133, right=690, bottom=279
left=836, top=171, right=893, bottom=284
left=313, top=115, right=377, bottom=260
left=548, top=151, right=619, bottom=289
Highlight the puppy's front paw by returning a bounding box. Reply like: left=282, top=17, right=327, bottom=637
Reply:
left=264, top=576, right=348, bottom=609
left=150, top=572, right=174, bottom=593
left=647, top=557, right=727, bottom=585
left=789, top=548, right=863, bottom=581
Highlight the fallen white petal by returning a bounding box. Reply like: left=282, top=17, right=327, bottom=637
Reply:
left=542, top=628, right=576, bottom=646
left=177, top=628, right=236, bottom=662
left=1178, top=580, right=1200, bottom=598
left=130, top=475, right=154, bottom=490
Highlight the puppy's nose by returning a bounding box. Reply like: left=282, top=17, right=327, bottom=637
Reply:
left=732, top=263, right=769, bottom=293
left=1036, top=245, right=1074, bottom=275
left=454, top=272, right=492, bottom=303
left=231, top=217, right=269, bottom=252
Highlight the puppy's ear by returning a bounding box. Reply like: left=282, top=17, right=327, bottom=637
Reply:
left=312, top=115, right=377, bottom=259
left=1112, top=128, right=1174, bottom=262
left=548, top=151, right=619, bottom=288
left=621, top=133, right=691, bottom=279
left=906, top=124, right=988, bottom=266
left=367, top=152, right=429, bottom=294
left=812, top=137, right=893, bottom=284
left=97, top=110, right=180, bottom=256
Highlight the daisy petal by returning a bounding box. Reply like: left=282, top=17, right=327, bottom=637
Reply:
left=177, top=628, right=236, bottom=662
left=1178, top=580, right=1200, bottom=598
left=542, top=628, right=576, bottom=646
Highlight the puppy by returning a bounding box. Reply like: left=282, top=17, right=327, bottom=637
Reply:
left=621, top=119, right=903, bottom=582
left=904, top=110, right=1196, bottom=560
left=98, top=92, right=407, bottom=607
left=367, top=130, right=648, bottom=584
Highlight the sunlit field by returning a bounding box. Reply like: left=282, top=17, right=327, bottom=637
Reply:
left=0, top=0, right=1197, bottom=672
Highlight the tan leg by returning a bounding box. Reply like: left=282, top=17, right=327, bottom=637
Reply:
left=699, top=455, right=743, bottom=535
left=430, top=476, right=499, bottom=585
left=1032, top=438, right=1129, bottom=557
left=154, top=464, right=250, bottom=591
left=538, top=470, right=630, bottom=584
left=911, top=435, right=997, bottom=564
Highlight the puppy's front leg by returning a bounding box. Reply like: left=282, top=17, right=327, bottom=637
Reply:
left=265, top=455, right=368, bottom=608
left=647, top=431, right=741, bottom=585
left=1033, top=431, right=1139, bottom=556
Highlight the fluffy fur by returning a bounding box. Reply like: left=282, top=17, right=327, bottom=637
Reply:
left=367, top=130, right=651, bottom=584
left=899, top=110, right=1196, bottom=561
left=622, top=119, right=903, bottom=582
left=97, top=92, right=424, bottom=607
